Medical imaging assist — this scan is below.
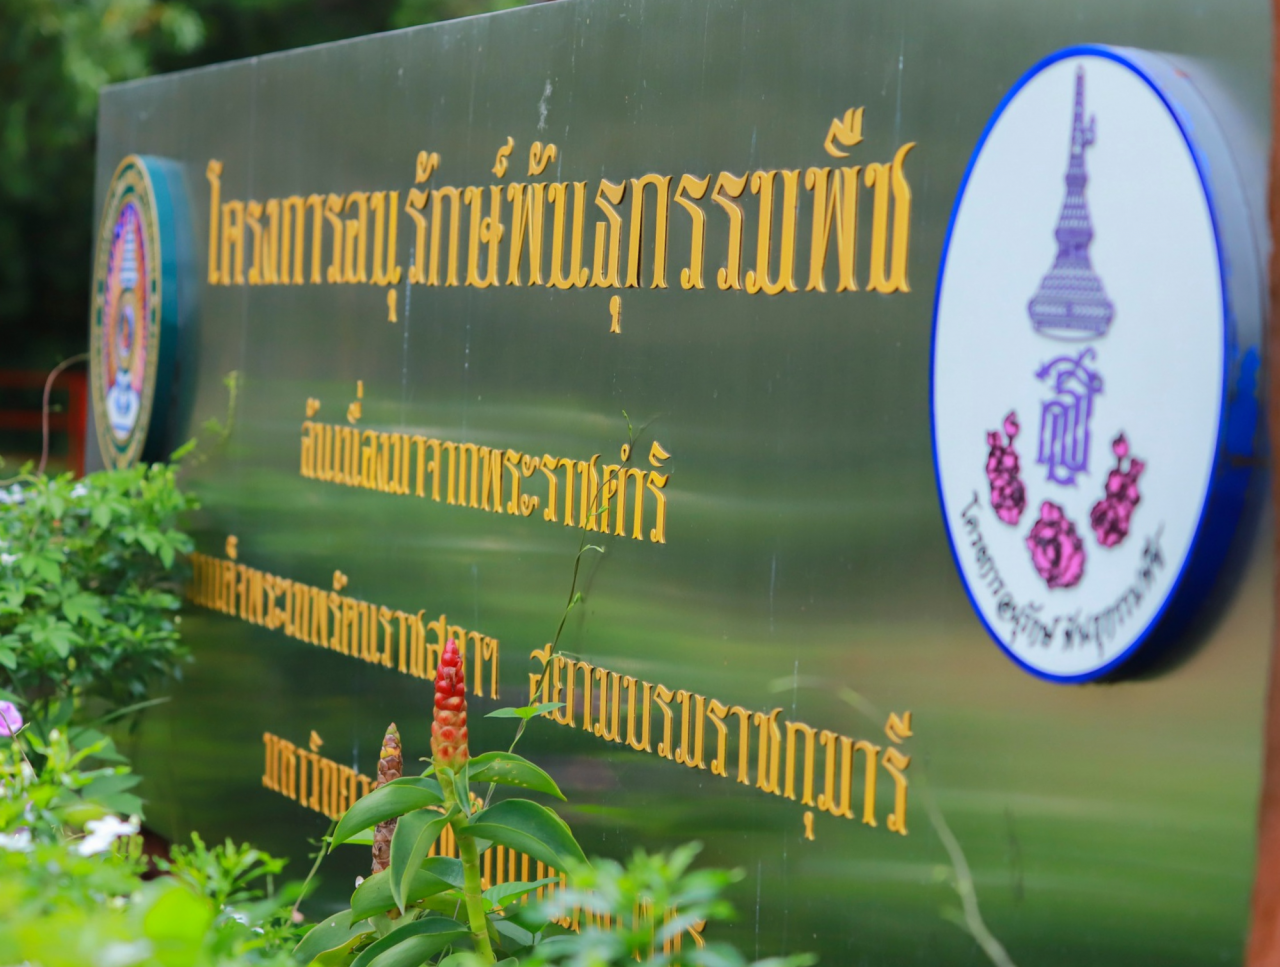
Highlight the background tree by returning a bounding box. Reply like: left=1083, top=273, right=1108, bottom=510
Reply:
left=0, top=0, right=530, bottom=372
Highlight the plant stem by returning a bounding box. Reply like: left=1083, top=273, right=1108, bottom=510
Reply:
left=454, top=824, right=496, bottom=963
left=440, top=777, right=495, bottom=963
left=292, top=819, right=335, bottom=919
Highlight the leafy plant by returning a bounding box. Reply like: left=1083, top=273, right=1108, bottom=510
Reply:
left=0, top=463, right=196, bottom=724
left=297, top=639, right=585, bottom=967
left=296, top=641, right=813, bottom=967
left=0, top=725, right=302, bottom=967
left=524, top=844, right=812, bottom=967
left=159, top=831, right=288, bottom=910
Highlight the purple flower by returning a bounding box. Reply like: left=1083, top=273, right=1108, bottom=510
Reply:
left=1026, top=502, right=1085, bottom=589
left=0, top=701, right=22, bottom=737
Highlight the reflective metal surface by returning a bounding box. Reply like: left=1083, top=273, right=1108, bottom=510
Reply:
left=92, top=1, right=1272, bottom=963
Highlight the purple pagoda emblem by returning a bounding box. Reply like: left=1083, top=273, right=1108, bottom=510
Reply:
left=1031, top=68, right=1112, bottom=488
left=1027, top=67, right=1115, bottom=341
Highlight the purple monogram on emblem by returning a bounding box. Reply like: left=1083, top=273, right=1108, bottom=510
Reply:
left=1027, top=68, right=1115, bottom=342
left=1036, top=349, right=1103, bottom=486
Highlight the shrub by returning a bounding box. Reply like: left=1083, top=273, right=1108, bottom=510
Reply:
left=0, top=727, right=301, bottom=967
left=0, top=464, right=195, bottom=724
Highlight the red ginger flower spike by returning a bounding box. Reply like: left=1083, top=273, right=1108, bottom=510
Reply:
left=371, top=723, right=402, bottom=875
left=432, top=639, right=469, bottom=771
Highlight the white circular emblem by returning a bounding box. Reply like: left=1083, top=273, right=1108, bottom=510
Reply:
left=932, top=47, right=1263, bottom=682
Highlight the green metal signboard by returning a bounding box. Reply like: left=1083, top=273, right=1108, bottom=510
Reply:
left=89, top=1, right=1272, bottom=963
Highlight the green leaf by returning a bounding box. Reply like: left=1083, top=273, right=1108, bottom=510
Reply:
left=350, top=858, right=463, bottom=920
left=93, top=695, right=172, bottom=726
left=468, top=800, right=586, bottom=871
left=101, top=791, right=145, bottom=817
left=169, top=438, right=198, bottom=462
left=67, top=728, right=127, bottom=764
left=491, top=919, right=537, bottom=952
left=449, top=769, right=470, bottom=815
left=331, top=778, right=444, bottom=848
left=91, top=502, right=114, bottom=528
left=467, top=752, right=565, bottom=800
left=482, top=876, right=558, bottom=911
left=486, top=702, right=564, bottom=720
left=389, top=805, right=457, bottom=913
left=141, top=881, right=214, bottom=961
left=295, top=910, right=375, bottom=966
left=82, top=771, right=142, bottom=799
left=349, top=916, right=469, bottom=967
left=338, top=828, right=375, bottom=847
left=62, top=592, right=106, bottom=628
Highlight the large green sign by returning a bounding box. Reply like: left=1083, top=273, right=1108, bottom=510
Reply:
left=89, top=1, right=1272, bottom=964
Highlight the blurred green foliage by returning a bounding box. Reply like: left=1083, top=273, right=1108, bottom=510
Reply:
left=0, top=727, right=303, bottom=967
left=158, top=830, right=288, bottom=910
left=0, top=0, right=532, bottom=370
left=0, top=463, right=196, bottom=721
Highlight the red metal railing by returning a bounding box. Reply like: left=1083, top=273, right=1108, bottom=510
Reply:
left=0, top=369, right=87, bottom=477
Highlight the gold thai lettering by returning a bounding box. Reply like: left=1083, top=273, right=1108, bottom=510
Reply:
left=804, top=166, right=860, bottom=292
left=673, top=174, right=710, bottom=290
left=204, top=122, right=914, bottom=299
left=206, top=160, right=223, bottom=284
left=528, top=647, right=913, bottom=837
left=711, top=172, right=748, bottom=290
left=864, top=142, right=915, bottom=294
left=506, top=182, right=547, bottom=285
left=745, top=169, right=800, bottom=295
left=188, top=549, right=500, bottom=698
left=591, top=178, right=626, bottom=288
left=626, top=174, right=671, bottom=289
left=300, top=416, right=673, bottom=545
left=547, top=181, right=590, bottom=289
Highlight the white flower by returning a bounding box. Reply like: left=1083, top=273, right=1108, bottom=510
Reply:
left=355, top=875, right=365, bottom=888
left=76, top=815, right=139, bottom=856
left=0, top=829, right=32, bottom=852
left=71, top=484, right=88, bottom=498
left=0, top=486, right=24, bottom=506
left=225, top=909, right=250, bottom=925
left=0, top=554, right=18, bottom=566
left=97, top=940, right=153, bottom=967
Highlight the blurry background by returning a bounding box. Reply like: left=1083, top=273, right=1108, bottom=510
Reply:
left=0, top=0, right=531, bottom=469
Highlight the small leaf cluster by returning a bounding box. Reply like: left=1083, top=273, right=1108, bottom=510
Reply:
left=0, top=464, right=196, bottom=717
left=0, top=726, right=142, bottom=857
left=0, top=728, right=303, bottom=967
left=526, top=845, right=815, bottom=967
left=158, top=830, right=289, bottom=910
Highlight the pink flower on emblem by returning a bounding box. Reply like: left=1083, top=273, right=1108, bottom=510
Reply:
left=985, top=411, right=1027, bottom=526
left=1090, top=433, right=1145, bottom=548
left=1026, top=501, right=1085, bottom=589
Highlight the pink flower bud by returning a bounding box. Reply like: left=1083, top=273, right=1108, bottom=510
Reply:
left=431, top=639, right=469, bottom=770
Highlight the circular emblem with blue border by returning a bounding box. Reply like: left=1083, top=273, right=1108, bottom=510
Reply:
left=932, top=47, right=1264, bottom=683
left=90, top=155, right=190, bottom=469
